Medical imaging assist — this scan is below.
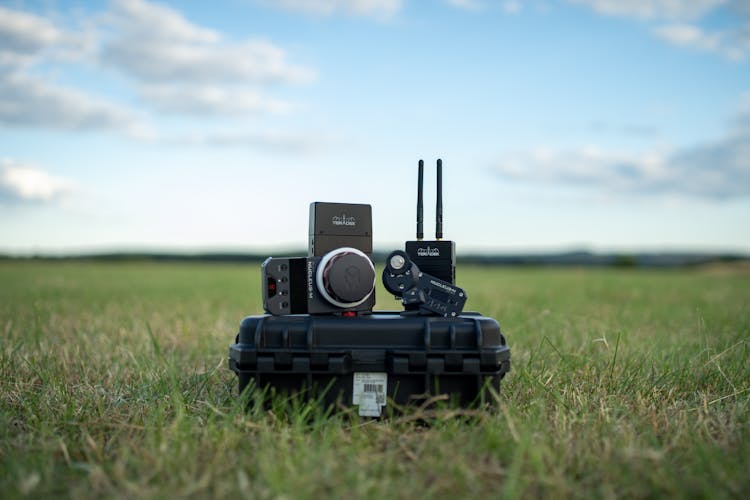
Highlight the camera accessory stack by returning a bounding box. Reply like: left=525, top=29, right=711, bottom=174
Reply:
left=229, top=160, right=510, bottom=417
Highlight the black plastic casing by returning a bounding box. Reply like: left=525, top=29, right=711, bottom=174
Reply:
left=309, top=202, right=373, bottom=257
left=405, top=240, right=456, bottom=284
left=261, top=256, right=376, bottom=315
left=228, top=312, right=510, bottom=410
left=262, top=257, right=308, bottom=314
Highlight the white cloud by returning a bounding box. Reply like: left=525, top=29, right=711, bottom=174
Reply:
left=494, top=95, right=750, bottom=199
left=109, top=0, right=219, bottom=44
left=0, top=71, right=138, bottom=131
left=0, top=6, right=96, bottom=68
left=653, top=24, right=719, bottom=50
left=568, top=0, right=728, bottom=20
left=653, top=22, right=750, bottom=60
left=0, top=0, right=314, bottom=134
left=0, top=6, right=61, bottom=62
left=571, top=0, right=750, bottom=61
left=445, top=0, right=485, bottom=11
left=139, top=85, right=292, bottom=115
left=255, top=0, right=404, bottom=18
left=445, top=0, right=524, bottom=13
left=496, top=145, right=671, bottom=190
left=162, top=129, right=330, bottom=153
left=0, top=6, right=142, bottom=132
left=502, top=1, right=523, bottom=14
left=93, top=0, right=315, bottom=118
left=495, top=142, right=748, bottom=199
left=103, top=0, right=315, bottom=85
left=0, top=160, right=77, bottom=203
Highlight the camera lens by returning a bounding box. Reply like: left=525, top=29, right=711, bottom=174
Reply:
left=316, top=248, right=375, bottom=308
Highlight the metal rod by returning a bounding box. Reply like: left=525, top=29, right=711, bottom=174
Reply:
left=417, top=159, right=424, bottom=240
left=436, top=158, right=443, bottom=240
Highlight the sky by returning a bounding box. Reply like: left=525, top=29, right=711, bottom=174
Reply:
left=0, top=0, right=749, bottom=255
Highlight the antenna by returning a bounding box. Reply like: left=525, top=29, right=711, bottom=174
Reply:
left=436, top=158, right=443, bottom=240
left=417, top=159, right=424, bottom=240
left=405, top=156, right=455, bottom=284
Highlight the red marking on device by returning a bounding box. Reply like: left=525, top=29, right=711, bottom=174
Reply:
left=342, top=311, right=357, bottom=317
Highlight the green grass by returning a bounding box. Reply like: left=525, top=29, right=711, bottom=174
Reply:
left=1, top=261, right=748, bottom=498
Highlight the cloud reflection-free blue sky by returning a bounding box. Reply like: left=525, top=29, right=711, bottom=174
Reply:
left=1, top=0, right=748, bottom=254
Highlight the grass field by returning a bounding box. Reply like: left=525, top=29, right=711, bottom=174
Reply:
left=1, top=260, right=748, bottom=498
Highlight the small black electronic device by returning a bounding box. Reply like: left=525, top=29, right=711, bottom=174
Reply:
left=308, top=202, right=372, bottom=256
left=382, top=250, right=467, bottom=317
left=262, top=202, right=376, bottom=316
left=405, top=159, right=456, bottom=284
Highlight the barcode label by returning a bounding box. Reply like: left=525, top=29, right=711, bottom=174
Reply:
left=352, top=373, right=387, bottom=417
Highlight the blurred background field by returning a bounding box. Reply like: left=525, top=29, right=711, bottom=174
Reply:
left=3, top=1, right=749, bottom=496
left=1, top=260, right=748, bottom=498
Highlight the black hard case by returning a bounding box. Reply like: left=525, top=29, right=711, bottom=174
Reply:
left=228, top=312, right=510, bottom=409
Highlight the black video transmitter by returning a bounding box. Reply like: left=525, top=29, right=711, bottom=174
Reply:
left=405, top=159, right=456, bottom=284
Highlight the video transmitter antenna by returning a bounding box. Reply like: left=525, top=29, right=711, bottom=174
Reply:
left=417, top=159, right=424, bottom=240
left=405, top=158, right=456, bottom=284
left=436, top=158, right=443, bottom=240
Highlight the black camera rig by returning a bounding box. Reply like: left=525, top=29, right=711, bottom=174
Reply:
left=262, top=202, right=376, bottom=316
left=229, top=159, right=510, bottom=416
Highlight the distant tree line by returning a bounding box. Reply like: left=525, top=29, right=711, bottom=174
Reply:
left=1, top=250, right=747, bottom=268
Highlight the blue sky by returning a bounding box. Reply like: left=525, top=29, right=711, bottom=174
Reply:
left=1, top=0, right=748, bottom=254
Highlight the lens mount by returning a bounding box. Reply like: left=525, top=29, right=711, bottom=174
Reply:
left=315, top=247, right=375, bottom=309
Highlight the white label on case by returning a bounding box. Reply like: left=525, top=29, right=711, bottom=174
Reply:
left=352, top=372, right=387, bottom=417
